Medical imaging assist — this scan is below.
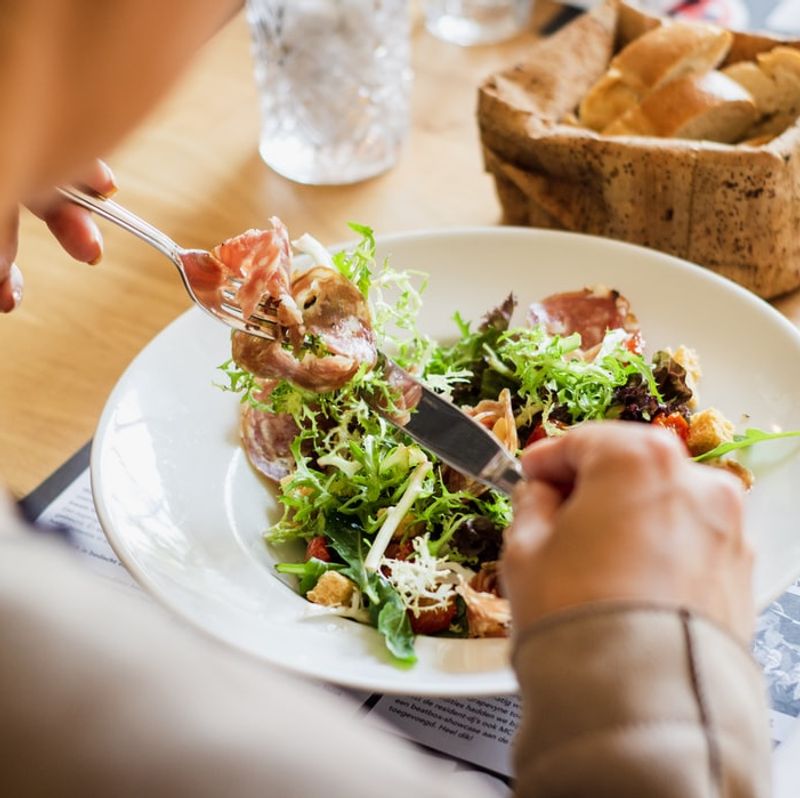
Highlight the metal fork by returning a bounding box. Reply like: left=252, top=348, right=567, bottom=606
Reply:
left=57, top=186, right=278, bottom=340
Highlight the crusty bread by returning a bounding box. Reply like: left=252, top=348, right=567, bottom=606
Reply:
left=612, top=21, right=732, bottom=92
left=723, top=61, right=782, bottom=114
left=604, top=70, right=758, bottom=142
left=578, top=72, right=640, bottom=131
left=725, top=48, right=800, bottom=117
left=579, top=20, right=733, bottom=131
left=759, top=46, right=800, bottom=84
left=725, top=47, right=800, bottom=142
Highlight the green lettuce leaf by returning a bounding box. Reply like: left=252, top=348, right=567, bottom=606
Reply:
left=275, top=559, right=345, bottom=595
left=693, top=428, right=800, bottom=462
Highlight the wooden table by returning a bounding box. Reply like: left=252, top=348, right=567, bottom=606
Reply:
left=2, top=6, right=799, bottom=497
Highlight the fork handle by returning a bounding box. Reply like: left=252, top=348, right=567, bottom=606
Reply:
left=56, top=186, right=180, bottom=261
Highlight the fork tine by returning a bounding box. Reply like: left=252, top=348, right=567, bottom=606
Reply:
left=219, top=289, right=281, bottom=323
left=218, top=298, right=280, bottom=330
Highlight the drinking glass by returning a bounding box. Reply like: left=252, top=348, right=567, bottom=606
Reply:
left=423, top=0, right=533, bottom=46
left=246, top=0, right=412, bottom=185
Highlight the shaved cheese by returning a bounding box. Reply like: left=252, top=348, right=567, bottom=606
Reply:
left=364, top=459, right=431, bottom=573
left=383, top=535, right=458, bottom=617
left=292, top=233, right=335, bottom=269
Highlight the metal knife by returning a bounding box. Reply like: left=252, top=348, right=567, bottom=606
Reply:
left=375, top=357, right=525, bottom=496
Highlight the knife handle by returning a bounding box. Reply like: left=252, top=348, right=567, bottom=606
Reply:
left=482, top=450, right=525, bottom=496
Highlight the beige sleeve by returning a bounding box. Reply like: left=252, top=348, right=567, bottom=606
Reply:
left=511, top=604, right=772, bottom=798
left=0, top=501, right=489, bottom=798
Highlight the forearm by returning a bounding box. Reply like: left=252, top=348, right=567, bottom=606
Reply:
left=0, top=0, right=241, bottom=206
left=511, top=604, right=771, bottom=798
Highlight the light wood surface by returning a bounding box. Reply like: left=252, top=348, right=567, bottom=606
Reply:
left=2, top=7, right=799, bottom=497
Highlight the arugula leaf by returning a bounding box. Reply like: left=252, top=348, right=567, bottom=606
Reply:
left=693, top=428, right=800, bottom=462
left=275, top=559, right=345, bottom=595
left=324, top=512, right=373, bottom=600
left=368, top=574, right=416, bottom=664
left=325, top=512, right=416, bottom=663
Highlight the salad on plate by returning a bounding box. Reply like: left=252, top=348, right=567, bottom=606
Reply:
left=212, top=220, right=799, bottom=664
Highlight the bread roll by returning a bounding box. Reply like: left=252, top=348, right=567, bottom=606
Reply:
left=725, top=47, right=800, bottom=143
left=723, top=61, right=782, bottom=114
left=758, top=46, right=800, bottom=112
left=579, top=21, right=733, bottom=131
left=603, top=70, right=758, bottom=142
left=612, top=21, right=733, bottom=92
left=578, top=71, right=640, bottom=131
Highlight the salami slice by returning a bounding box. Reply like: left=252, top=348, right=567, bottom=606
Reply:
left=232, top=266, right=377, bottom=393
left=240, top=403, right=299, bottom=483
left=528, top=286, right=639, bottom=350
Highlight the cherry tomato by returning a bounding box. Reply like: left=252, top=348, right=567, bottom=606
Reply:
left=525, top=420, right=566, bottom=447
left=380, top=540, right=415, bottom=578
left=652, top=412, right=690, bottom=445
left=305, top=536, right=331, bottom=562
left=384, top=540, right=414, bottom=561
left=408, top=599, right=458, bottom=635
left=625, top=331, right=644, bottom=354
left=525, top=424, right=547, bottom=447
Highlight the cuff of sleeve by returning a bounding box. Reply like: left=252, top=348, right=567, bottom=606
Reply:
left=511, top=603, right=771, bottom=797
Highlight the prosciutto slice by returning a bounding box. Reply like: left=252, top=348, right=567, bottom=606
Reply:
left=528, top=286, right=640, bottom=350
left=444, top=388, right=517, bottom=495
left=212, top=218, right=301, bottom=325
left=457, top=579, right=511, bottom=638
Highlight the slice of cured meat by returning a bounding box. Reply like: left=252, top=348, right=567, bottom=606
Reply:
left=379, top=358, right=424, bottom=426
left=212, top=218, right=301, bottom=325
left=527, top=286, right=639, bottom=351
left=240, top=402, right=299, bottom=483
left=291, top=267, right=376, bottom=367
left=232, top=267, right=377, bottom=393
left=444, top=389, right=517, bottom=495
left=457, top=579, right=511, bottom=638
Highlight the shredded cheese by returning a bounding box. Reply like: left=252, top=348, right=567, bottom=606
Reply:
left=363, top=459, right=431, bottom=573
left=382, top=536, right=457, bottom=617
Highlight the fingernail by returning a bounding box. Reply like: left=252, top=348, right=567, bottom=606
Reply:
left=88, top=224, right=104, bottom=265
left=10, top=263, right=22, bottom=305
left=100, top=161, right=118, bottom=196
left=0, top=263, right=24, bottom=312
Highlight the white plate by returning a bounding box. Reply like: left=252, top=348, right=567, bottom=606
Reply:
left=92, top=227, right=800, bottom=695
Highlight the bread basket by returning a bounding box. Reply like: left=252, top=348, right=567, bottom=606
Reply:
left=478, top=0, right=800, bottom=298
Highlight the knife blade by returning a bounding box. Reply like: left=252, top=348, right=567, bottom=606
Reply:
left=375, top=357, right=524, bottom=496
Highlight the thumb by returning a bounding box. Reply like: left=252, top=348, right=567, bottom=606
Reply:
left=0, top=263, right=23, bottom=313
left=505, top=479, right=562, bottom=553
left=0, top=207, right=21, bottom=313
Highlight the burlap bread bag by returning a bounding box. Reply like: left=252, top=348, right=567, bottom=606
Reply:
left=478, top=0, right=800, bottom=298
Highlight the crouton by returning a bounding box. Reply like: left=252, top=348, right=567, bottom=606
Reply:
left=307, top=572, right=355, bottom=607
left=687, top=407, right=735, bottom=456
